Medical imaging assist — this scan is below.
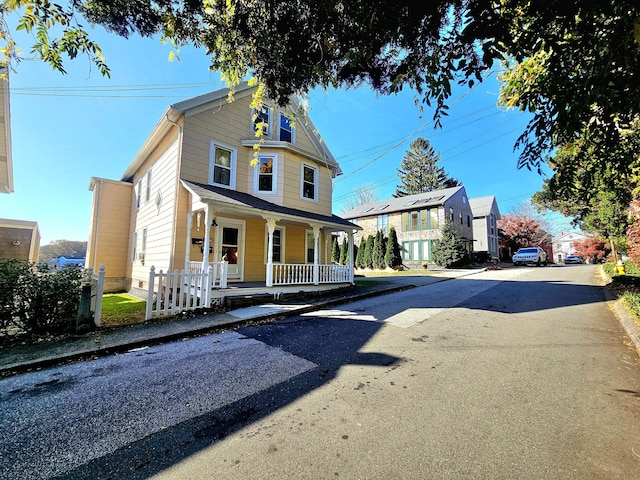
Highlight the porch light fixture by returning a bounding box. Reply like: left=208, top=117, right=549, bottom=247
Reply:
left=211, top=218, right=218, bottom=227
left=12, top=240, right=20, bottom=246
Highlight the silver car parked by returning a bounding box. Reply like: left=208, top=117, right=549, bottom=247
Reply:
left=512, top=247, right=548, bottom=266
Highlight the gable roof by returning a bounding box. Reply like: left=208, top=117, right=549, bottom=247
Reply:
left=122, top=82, right=340, bottom=181
left=181, top=180, right=360, bottom=231
left=469, top=196, right=500, bottom=218
left=341, top=186, right=466, bottom=220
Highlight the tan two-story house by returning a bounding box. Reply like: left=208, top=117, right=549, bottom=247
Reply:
left=86, top=83, right=359, bottom=296
left=342, top=186, right=474, bottom=266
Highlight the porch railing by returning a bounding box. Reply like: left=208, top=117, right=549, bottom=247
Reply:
left=271, top=263, right=351, bottom=286
left=187, top=261, right=228, bottom=288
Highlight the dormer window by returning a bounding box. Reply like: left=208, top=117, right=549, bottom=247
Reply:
left=279, top=114, right=294, bottom=143
left=254, top=104, right=271, bottom=136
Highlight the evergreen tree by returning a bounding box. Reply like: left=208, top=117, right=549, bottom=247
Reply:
left=363, top=235, right=374, bottom=269
left=385, top=227, right=403, bottom=268
left=331, top=237, right=340, bottom=264
left=355, top=238, right=365, bottom=268
left=432, top=220, right=468, bottom=268
left=394, top=138, right=460, bottom=197
left=339, top=238, right=348, bottom=265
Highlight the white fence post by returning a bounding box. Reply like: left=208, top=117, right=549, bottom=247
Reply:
left=93, top=265, right=105, bottom=326
left=146, top=266, right=156, bottom=320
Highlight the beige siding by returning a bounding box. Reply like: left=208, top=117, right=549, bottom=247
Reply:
left=280, top=152, right=333, bottom=216
left=129, top=130, right=181, bottom=288
left=86, top=180, right=132, bottom=291
left=243, top=217, right=267, bottom=281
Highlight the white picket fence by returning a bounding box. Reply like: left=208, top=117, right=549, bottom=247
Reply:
left=146, top=262, right=228, bottom=320
left=89, top=265, right=105, bottom=326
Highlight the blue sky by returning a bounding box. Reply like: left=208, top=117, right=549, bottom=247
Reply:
left=0, top=21, right=559, bottom=245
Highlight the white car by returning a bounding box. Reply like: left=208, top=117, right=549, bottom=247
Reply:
left=512, top=247, right=547, bottom=266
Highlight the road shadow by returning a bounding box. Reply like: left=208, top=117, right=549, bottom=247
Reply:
left=52, top=316, right=398, bottom=479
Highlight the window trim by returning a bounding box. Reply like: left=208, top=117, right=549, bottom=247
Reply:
left=264, top=225, right=286, bottom=263
left=253, top=104, right=272, bottom=137
left=305, top=229, right=316, bottom=264
left=145, top=169, right=152, bottom=203
left=300, top=163, right=318, bottom=202
left=208, top=140, right=237, bottom=189
left=136, top=179, right=142, bottom=209
left=279, top=113, right=295, bottom=143
left=254, top=153, right=278, bottom=195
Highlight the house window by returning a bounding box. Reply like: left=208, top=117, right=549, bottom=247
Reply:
left=301, top=164, right=317, bottom=201
left=430, top=208, right=439, bottom=229
left=402, top=208, right=438, bottom=232
left=142, top=228, right=147, bottom=254
left=209, top=141, right=236, bottom=188
left=449, top=207, right=454, bottom=222
left=254, top=104, right=271, bottom=136
left=272, top=228, right=282, bottom=263
left=402, top=240, right=434, bottom=262
left=255, top=154, right=277, bottom=194
left=136, top=179, right=142, bottom=209
left=467, top=215, right=471, bottom=227
left=459, top=212, right=463, bottom=225
left=132, top=231, right=137, bottom=262
left=377, top=214, right=388, bottom=233
left=145, top=170, right=152, bottom=202
left=306, top=230, right=316, bottom=263
left=279, top=114, right=294, bottom=143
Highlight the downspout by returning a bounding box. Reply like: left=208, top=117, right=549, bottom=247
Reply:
left=167, top=113, right=183, bottom=272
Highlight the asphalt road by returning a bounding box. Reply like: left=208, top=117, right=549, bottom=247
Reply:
left=1, top=264, right=639, bottom=479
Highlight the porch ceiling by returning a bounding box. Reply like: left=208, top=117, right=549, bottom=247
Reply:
left=181, top=180, right=360, bottom=231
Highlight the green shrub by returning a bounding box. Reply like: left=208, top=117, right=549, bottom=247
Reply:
left=0, top=259, right=84, bottom=342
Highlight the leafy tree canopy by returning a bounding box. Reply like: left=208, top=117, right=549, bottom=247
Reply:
left=394, top=137, right=460, bottom=197
left=3, top=1, right=639, bottom=174
left=39, top=239, right=87, bottom=261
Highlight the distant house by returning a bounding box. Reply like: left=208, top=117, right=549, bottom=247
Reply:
left=0, top=218, right=40, bottom=263
left=51, top=256, right=86, bottom=269
left=553, top=232, right=590, bottom=263
left=469, top=196, right=501, bottom=260
left=0, top=69, right=13, bottom=194
left=341, top=186, right=474, bottom=266
left=86, top=83, right=359, bottom=295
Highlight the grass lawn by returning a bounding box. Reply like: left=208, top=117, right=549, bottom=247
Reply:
left=603, top=261, right=640, bottom=327
left=100, top=293, right=147, bottom=327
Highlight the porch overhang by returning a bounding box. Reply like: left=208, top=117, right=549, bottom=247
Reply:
left=181, top=179, right=361, bottom=232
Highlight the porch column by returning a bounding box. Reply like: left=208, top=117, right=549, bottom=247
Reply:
left=264, top=216, right=278, bottom=287
left=313, top=225, right=321, bottom=285
left=202, top=206, right=211, bottom=270
left=348, top=230, right=355, bottom=284
left=184, top=211, right=193, bottom=270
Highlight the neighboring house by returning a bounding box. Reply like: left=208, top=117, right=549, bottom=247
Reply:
left=0, top=69, right=13, bottom=194
left=0, top=218, right=40, bottom=263
left=469, top=196, right=501, bottom=260
left=341, top=186, right=474, bottom=266
left=51, top=256, right=86, bottom=269
left=86, top=83, right=359, bottom=295
left=553, top=232, right=590, bottom=263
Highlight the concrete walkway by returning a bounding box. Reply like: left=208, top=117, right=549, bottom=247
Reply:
left=0, top=268, right=483, bottom=376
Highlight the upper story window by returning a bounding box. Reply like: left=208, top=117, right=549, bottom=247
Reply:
left=136, top=179, right=142, bottom=209
left=449, top=207, right=454, bottom=222
left=301, top=163, right=318, bottom=201
left=209, top=141, right=237, bottom=189
left=459, top=212, right=463, bottom=224
left=145, top=169, right=152, bottom=203
left=279, top=114, right=294, bottom=143
left=401, top=208, right=439, bottom=231
left=254, top=104, right=271, bottom=136
left=377, top=214, right=388, bottom=233
left=255, top=154, right=278, bottom=194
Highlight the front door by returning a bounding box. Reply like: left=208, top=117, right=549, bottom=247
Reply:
left=216, top=219, right=245, bottom=281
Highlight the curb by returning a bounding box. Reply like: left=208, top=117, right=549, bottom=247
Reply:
left=600, top=265, right=640, bottom=356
